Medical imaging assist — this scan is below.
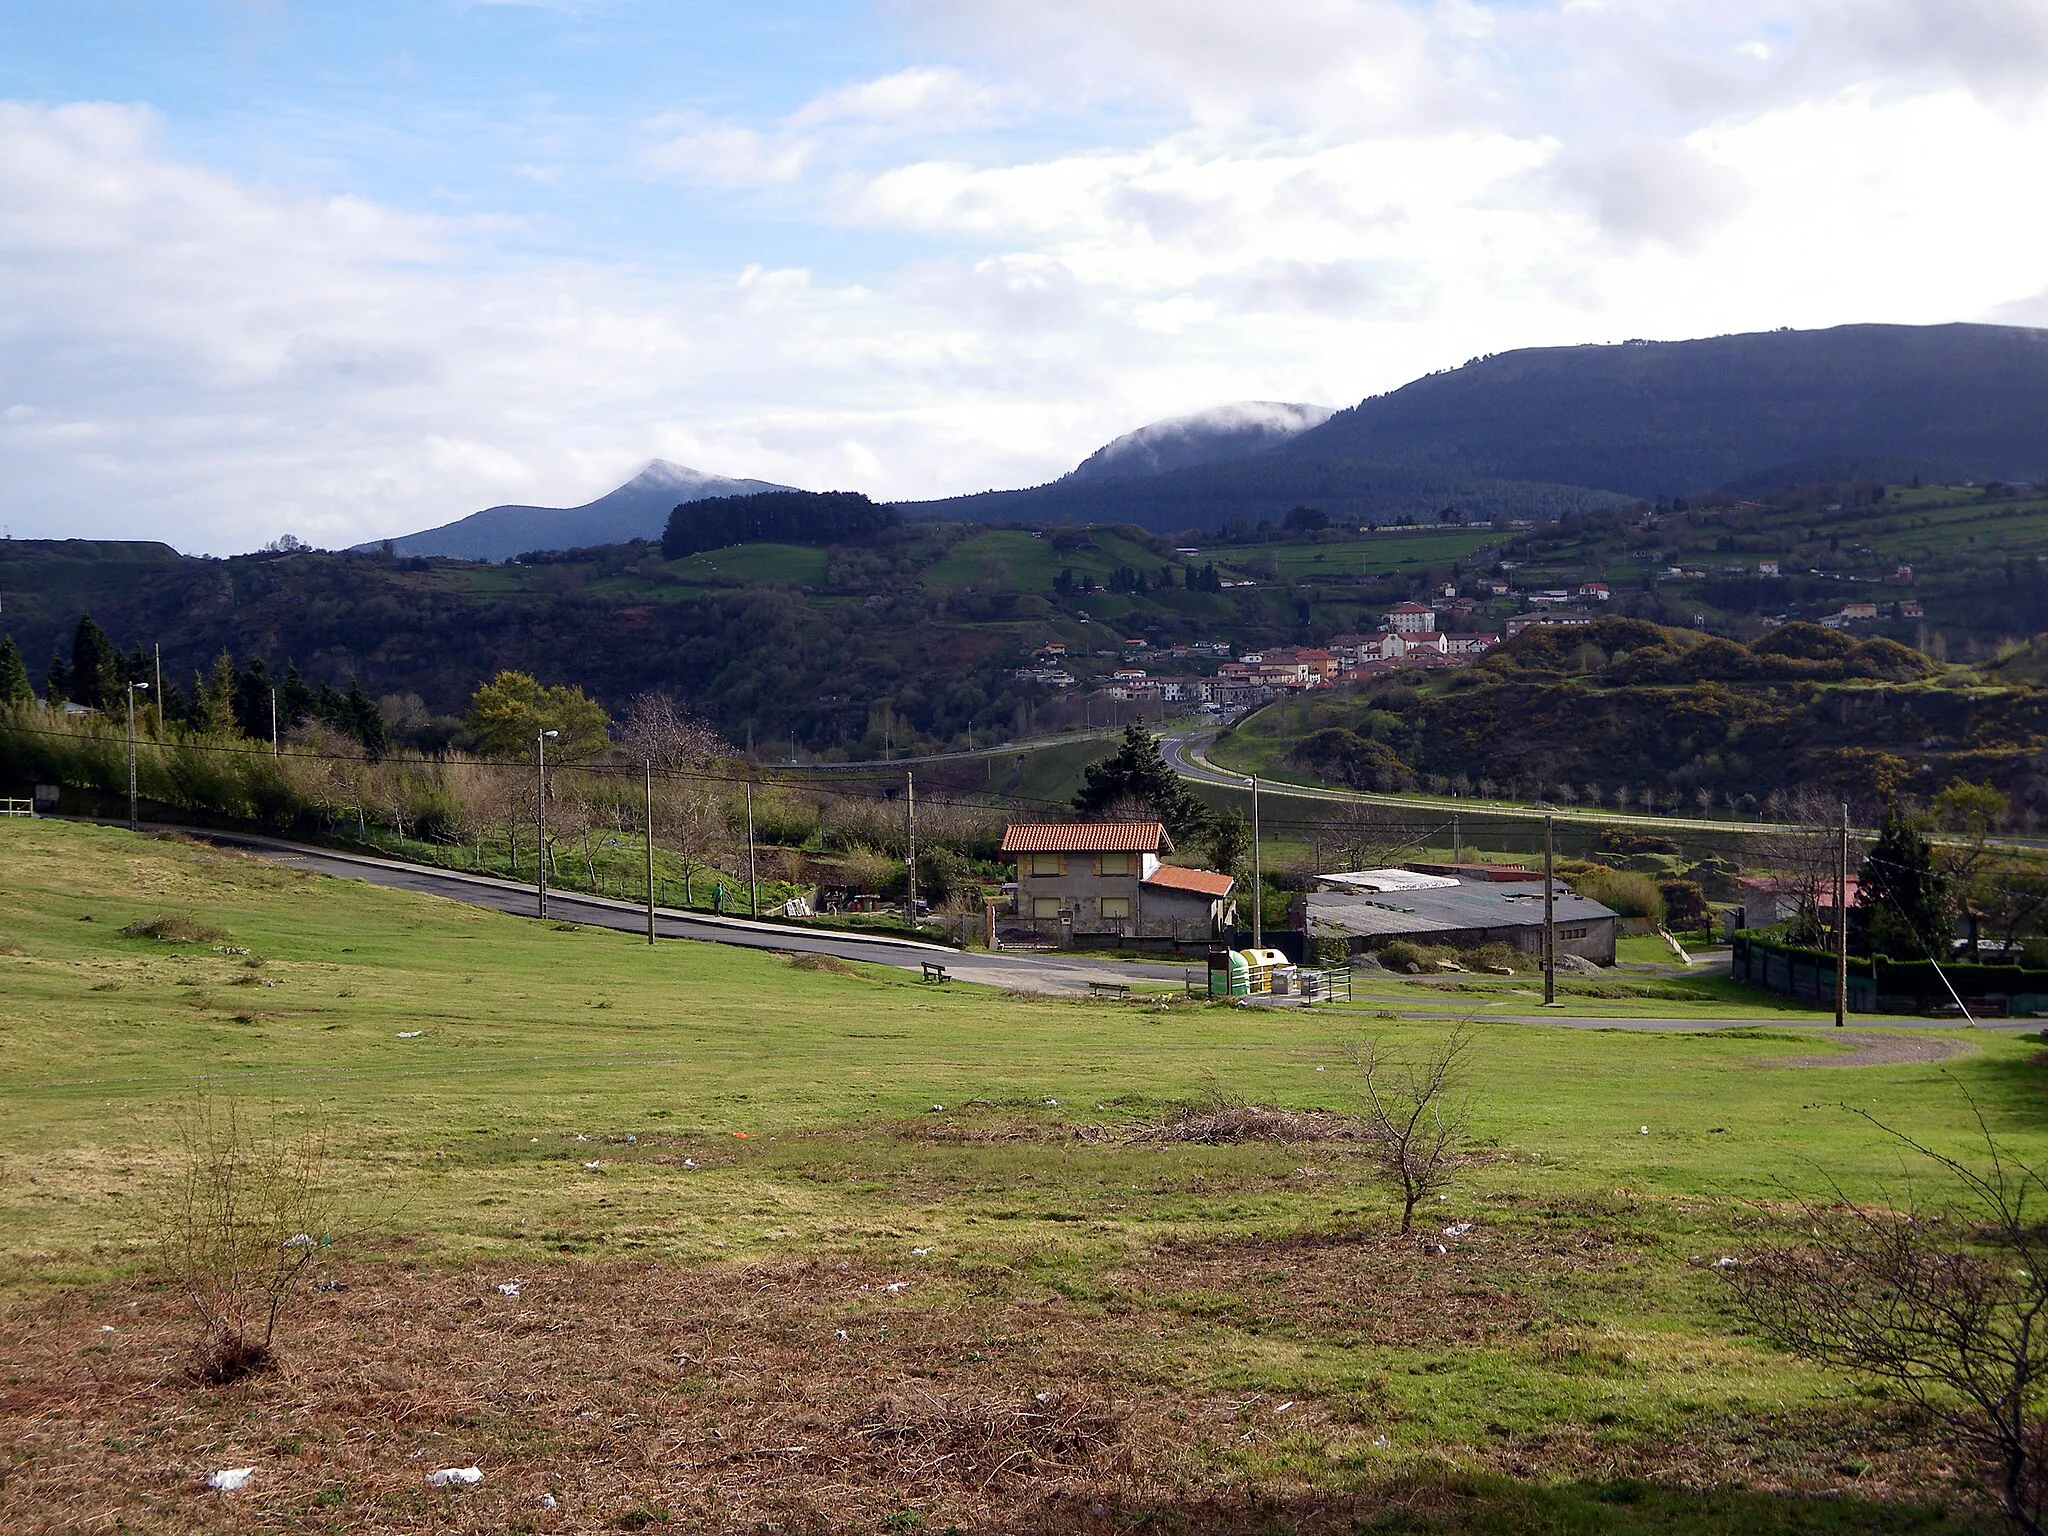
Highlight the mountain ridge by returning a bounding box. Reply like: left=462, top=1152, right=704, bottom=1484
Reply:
left=356, top=460, right=795, bottom=562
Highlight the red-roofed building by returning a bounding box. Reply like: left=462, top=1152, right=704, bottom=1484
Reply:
left=1000, top=822, right=1234, bottom=944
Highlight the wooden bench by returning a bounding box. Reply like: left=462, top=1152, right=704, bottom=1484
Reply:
left=1088, top=980, right=1131, bottom=1000
left=920, top=960, right=950, bottom=984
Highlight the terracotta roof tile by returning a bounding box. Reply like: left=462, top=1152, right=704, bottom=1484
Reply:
left=1142, top=864, right=1235, bottom=897
left=1000, top=822, right=1171, bottom=854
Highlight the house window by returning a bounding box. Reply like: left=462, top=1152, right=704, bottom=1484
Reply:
left=1099, top=852, right=1132, bottom=876
left=1559, top=926, right=1588, bottom=939
left=1100, top=897, right=1131, bottom=920
left=1031, top=897, right=1061, bottom=918
left=1029, top=853, right=1063, bottom=876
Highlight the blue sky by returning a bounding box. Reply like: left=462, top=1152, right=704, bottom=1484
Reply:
left=5, top=0, right=2048, bottom=552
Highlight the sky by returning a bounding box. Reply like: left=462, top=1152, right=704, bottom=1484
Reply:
left=5, top=0, right=2048, bottom=554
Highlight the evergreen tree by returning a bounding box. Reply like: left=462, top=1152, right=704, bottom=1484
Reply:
left=233, top=658, right=274, bottom=741
left=279, top=662, right=316, bottom=730
left=198, top=651, right=241, bottom=735
left=1853, top=805, right=1954, bottom=959
left=1072, top=723, right=1214, bottom=842
left=44, top=650, right=69, bottom=706
left=67, top=613, right=119, bottom=710
left=0, top=634, right=32, bottom=707
left=343, top=679, right=388, bottom=758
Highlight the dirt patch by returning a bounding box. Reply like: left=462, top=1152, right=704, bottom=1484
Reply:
left=119, top=914, right=228, bottom=945
left=0, top=1239, right=1986, bottom=1534
left=1767, top=1032, right=1977, bottom=1069
left=1089, top=1095, right=1375, bottom=1146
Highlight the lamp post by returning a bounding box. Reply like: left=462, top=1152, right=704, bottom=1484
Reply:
left=125, top=681, right=149, bottom=832
left=1247, top=774, right=1262, bottom=949
left=535, top=728, right=558, bottom=919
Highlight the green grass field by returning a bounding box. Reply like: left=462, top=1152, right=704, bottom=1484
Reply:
left=3, top=819, right=2036, bottom=1532
left=1256, top=531, right=1506, bottom=580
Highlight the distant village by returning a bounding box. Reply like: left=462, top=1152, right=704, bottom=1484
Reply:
left=1013, top=589, right=1513, bottom=708
left=1016, top=550, right=1929, bottom=707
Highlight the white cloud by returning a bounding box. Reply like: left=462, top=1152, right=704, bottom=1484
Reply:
left=11, top=1, right=2048, bottom=551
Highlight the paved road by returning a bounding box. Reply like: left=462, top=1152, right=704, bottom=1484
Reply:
left=140, top=825, right=2018, bottom=1031
left=184, top=827, right=1203, bottom=998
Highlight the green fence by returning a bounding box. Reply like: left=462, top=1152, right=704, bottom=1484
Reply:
left=1732, top=933, right=2048, bottom=1016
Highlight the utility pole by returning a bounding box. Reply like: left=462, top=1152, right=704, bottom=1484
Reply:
left=1249, top=775, right=1263, bottom=948
left=905, top=769, right=918, bottom=931
left=1542, top=812, right=1556, bottom=1006
left=270, top=688, right=279, bottom=755
left=1452, top=813, right=1462, bottom=867
left=645, top=761, right=657, bottom=946
left=1835, top=801, right=1850, bottom=1028
left=534, top=729, right=557, bottom=919
left=152, top=644, right=162, bottom=725
left=125, top=681, right=149, bottom=832
left=744, top=780, right=758, bottom=917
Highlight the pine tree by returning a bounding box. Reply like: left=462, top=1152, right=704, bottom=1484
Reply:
left=1073, top=723, right=1213, bottom=841
left=44, top=650, right=69, bottom=705
left=1853, top=805, right=1953, bottom=959
left=199, top=651, right=241, bottom=735
left=68, top=613, right=119, bottom=710
left=0, top=634, right=32, bottom=707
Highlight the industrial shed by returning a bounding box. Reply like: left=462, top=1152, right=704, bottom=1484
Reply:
left=1294, top=881, right=1619, bottom=965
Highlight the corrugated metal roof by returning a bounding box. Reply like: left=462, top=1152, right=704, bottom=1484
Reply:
left=1143, top=864, right=1235, bottom=897
left=1303, top=883, right=1617, bottom=938
left=1000, top=822, right=1172, bottom=854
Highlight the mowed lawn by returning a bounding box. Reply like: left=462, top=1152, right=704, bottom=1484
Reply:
left=2, top=819, right=2040, bottom=1533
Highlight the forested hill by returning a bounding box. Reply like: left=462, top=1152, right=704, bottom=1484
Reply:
left=904, top=323, right=2048, bottom=532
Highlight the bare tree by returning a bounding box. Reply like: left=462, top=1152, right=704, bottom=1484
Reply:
left=1324, top=801, right=1407, bottom=872
left=158, top=1100, right=330, bottom=1383
left=619, top=691, right=726, bottom=773
left=1725, top=1106, right=2048, bottom=1534
left=1355, top=1025, right=1472, bottom=1233
left=1751, top=786, right=1855, bottom=946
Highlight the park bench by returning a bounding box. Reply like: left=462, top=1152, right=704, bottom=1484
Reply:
left=1087, top=980, right=1131, bottom=1000
left=920, top=960, right=950, bottom=984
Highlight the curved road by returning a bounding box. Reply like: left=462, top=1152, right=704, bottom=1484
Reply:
left=133, top=824, right=2002, bottom=1032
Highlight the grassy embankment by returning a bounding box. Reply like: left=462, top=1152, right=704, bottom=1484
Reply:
left=2, top=819, right=2035, bottom=1532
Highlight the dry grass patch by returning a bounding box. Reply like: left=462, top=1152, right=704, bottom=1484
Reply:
left=119, top=914, right=229, bottom=945
left=1101, top=1093, right=1375, bottom=1147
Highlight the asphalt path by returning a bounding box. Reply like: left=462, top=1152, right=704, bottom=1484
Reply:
left=177, top=827, right=1201, bottom=997
left=125, top=824, right=2020, bottom=1032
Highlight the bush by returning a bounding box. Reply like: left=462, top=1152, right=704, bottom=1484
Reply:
left=122, top=914, right=228, bottom=944
left=158, top=1100, right=330, bottom=1384
left=1571, top=868, right=1666, bottom=925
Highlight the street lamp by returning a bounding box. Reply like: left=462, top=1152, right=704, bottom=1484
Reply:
left=1246, top=774, right=1262, bottom=948
left=535, top=729, right=558, bottom=919
left=125, top=681, right=150, bottom=832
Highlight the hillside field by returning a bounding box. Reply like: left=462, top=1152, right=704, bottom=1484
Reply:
left=2, top=820, right=2041, bottom=1532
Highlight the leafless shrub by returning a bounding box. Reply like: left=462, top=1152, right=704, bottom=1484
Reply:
left=157, top=1100, right=332, bottom=1384
left=1354, top=1025, right=1472, bottom=1232
left=1112, top=1091, right=1372, bottom=1146
left=785, top=951, right=858, bottom=976
left=1723, top=1105, right=2048, bottom=1534
left=120, top=914, right=227, bottom=944
left=619, top=691, right=727, bottom=771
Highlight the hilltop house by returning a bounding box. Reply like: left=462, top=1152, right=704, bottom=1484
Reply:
left=1000, top=822, right=1237, bottom=945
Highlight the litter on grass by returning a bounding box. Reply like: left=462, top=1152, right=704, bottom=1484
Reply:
left=396, top=1031, right=423, bottom=1039
left=282, top=1234, right=316, bottom=1250
left=497, top=1282, right=521, bottom=1297
left=1443, top=1222, right=1472, bottom=1236
left=1713, top=1256, right=1739, bottom=1269
left=1429, top=1243, right=1449, bottom=1255
left=911, top=1247, right=931, bottom=1257
left=582, top=1161, right=603, bottom=1170
left=883, top=1282, right=907, bottom=1293
left=1640, top=1126, right=1650, bottom=1134
left=542, top=1493, right=558, bottom=1510
left=206, top=1468, right=254, bottom=1491
left=315, top=1280, right=349, bottom=1293
left=427, top=1467, right=483, bottom=1488
left=833, top=1329, right=850, bottom=1341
